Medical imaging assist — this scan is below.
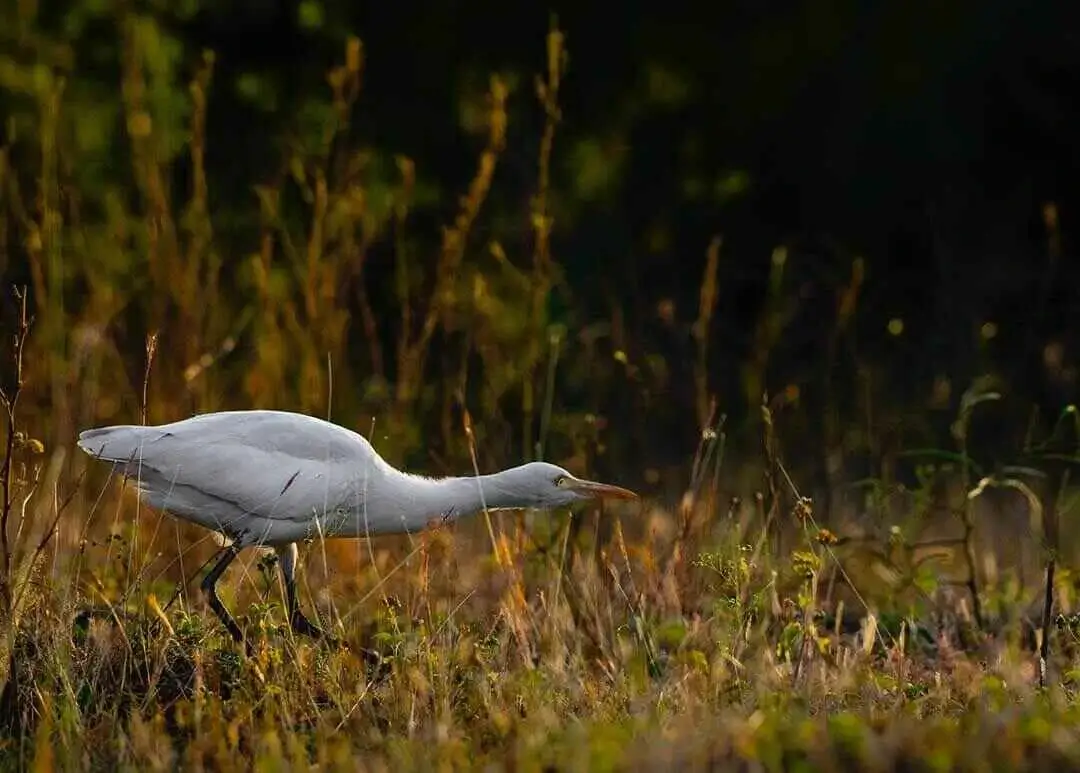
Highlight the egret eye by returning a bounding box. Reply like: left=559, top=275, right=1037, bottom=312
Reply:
left=553, top=475, right=567, bottom=487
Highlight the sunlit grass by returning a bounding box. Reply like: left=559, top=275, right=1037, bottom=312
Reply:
left=2, top=394, right=1079, bottom=771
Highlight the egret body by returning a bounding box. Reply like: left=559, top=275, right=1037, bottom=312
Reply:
left=77, top=410, right=636, bottom=643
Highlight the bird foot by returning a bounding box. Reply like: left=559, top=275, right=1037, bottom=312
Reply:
left=290, top=610, right=338, bottom=646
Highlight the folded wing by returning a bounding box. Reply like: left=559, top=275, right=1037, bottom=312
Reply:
left=77, top=410, right=379, bottom=526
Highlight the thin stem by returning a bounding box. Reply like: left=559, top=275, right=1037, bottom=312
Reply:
left=1041, top=556, right=1055, bottom=689
left=0, top=288, right=30, bottom=619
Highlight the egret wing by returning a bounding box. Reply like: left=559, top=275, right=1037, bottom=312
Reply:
left=78, top=410, right=381, bottom=524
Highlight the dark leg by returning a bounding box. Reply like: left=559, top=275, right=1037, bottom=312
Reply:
left=276, top=543, right=331, bottom=640
left=200, top=542, right=244, bottom=643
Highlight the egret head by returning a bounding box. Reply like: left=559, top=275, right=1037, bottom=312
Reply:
left=503, top=461, right=638, bottom=509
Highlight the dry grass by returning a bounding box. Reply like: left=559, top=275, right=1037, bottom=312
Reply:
left=2, top=397, right=1080, bottom=771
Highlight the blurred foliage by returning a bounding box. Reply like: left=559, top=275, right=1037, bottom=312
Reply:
left=0, top=0, right=1077, bottom=497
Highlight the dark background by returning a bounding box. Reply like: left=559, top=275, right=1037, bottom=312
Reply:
left=3, top=0, right=1079, bottom=509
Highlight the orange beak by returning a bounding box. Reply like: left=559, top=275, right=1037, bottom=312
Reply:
left=565, top=477, right=638, bottom=501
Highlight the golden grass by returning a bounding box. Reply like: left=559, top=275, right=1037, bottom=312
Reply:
left=1, top=395, right=1078, bottom=771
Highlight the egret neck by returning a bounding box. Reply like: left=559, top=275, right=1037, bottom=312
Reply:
left=346, top=465, right=553, bottom=536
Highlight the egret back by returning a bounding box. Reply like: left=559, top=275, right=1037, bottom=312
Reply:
left=77, top=411, right=388, bottom=544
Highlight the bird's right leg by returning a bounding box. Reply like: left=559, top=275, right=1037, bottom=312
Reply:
left=200, top=542, right=244, bottom=643
left=276, top=542, right=330, bottom=640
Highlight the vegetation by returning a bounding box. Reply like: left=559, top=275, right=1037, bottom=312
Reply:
left=2, top=2, right=1080, bottom=770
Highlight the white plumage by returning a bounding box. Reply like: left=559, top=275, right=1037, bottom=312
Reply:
left=78, top=409, right=636, bottom=645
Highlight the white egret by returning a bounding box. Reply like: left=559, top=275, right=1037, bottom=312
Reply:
left=77, top=409, right=636, bottom=644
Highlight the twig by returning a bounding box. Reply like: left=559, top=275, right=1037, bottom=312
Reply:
left=0, top=287, right=31, bottom=619
left=1041, top=470, right=1065, bottom=689
left=761, top=397, right=782, bottom=554
left=693, top=237, right=722, bottom=428
left=1041, top=551, right=1056, bottom=690
left=141, top=332, right=158, bottom=426
left=523, top=20, right=565, bottom=461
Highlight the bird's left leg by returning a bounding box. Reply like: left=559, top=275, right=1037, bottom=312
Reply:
left=201, top=542, right=244, bottom=643
left=276, top=542, right=330, bottom=640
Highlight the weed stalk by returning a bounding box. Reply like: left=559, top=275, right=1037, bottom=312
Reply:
left=0, top=287, right=30, bottom=620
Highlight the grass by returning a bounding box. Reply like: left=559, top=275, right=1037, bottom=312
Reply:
left=4, top=14, right=1080, bottom=771
left=3, top=387, right=1080, bottom=771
